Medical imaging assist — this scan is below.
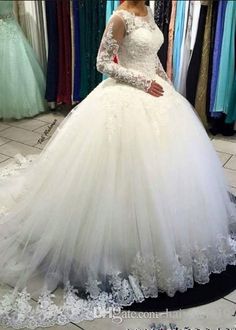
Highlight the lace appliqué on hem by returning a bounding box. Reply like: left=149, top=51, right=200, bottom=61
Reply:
left=0, top=15, right=18, bottom=40
left=0, top=234, right=235, bottom=329
left=0, top=154, right=37, bottom=179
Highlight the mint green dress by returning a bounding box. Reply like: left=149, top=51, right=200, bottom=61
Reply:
left=0, top=0, right=46, bottom=120
left=213, top=1, right=236, bottom=120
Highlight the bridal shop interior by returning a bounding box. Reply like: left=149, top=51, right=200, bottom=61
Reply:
left=0, top=0, right=236, bottom=329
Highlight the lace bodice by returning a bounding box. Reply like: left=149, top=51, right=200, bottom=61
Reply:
left=0, top=0, right=13, bottom=17
left=96, top=5, right=173, bottom=92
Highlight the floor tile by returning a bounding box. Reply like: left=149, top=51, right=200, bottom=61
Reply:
left=78, top=298, right=236, bottom=329
left=0, top=318, right=78, bottom=330
left=207, top=131, right=214, bottom=140
left=214, top=134, right=236, bottom=143
left=0, top=157, right=15, bottom=168
left=34, top=122, right=58, bottom=138
left=0, top=157, right=17, bottom=168
left=0, top=283, right=12, bottom=296
left=224, top=155, right=236, bottom=171
left=212, top=138, right=236, bottom=155
left=7, top=118, right=47, bottom=131
left=34, top=138, right=51, bottom=150
left=35, top=111, right=65, bottom=125
left=35, top=325, right=79, bottom=330
left=230, top=186, right=236, bottom=196
left=0, top=137, right=10, bottom=147
left=224, top=290, right=236, bottom=304
left=0, top=123, right=10, bottom=132
left=50, top=287, right=64, bottom=306
left=224, top=168, right=236, bottom=188
left=0, top=141, right=41, bottom=157
left=0, top=127, right=41, bottom=147
left=0, top=154, right=10, bottom=163
left=216, top=151, right=233, bottom=166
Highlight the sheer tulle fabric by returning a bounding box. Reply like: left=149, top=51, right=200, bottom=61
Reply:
left=0, top=5, right=235, bottom=329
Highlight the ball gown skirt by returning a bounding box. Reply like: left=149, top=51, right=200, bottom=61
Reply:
left=0, top=4, right=235, bottom=329
left=0, top=12, right=46, bottom=119
left=0, top=74, right=235, bottom=328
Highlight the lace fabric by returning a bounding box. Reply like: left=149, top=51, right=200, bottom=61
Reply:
left=0, top=13, right=14, bottom=19
left=0, top=152, right=235, bottom=329
left=0, top=4, right=235, bottom=330
left=96, top=5, right=173, bottom=92
left=0, top=1, right=17, bottom=40
left=0, top=15, right=18, bottom=40
left=0, top=232, right=235, bottom=329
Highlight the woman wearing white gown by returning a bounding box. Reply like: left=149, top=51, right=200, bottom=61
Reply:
left=0, top=1, right=235, bottom=328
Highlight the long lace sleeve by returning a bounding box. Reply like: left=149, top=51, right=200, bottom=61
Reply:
left=155, top=55, right=174, bottom=87
left=96, top=14, right=152, bottom=92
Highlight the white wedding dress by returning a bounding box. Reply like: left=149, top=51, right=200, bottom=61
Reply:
left=0, top=6, right=235, bottom=329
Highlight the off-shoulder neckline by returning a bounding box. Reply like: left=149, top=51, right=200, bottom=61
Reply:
left=114, top=5, right=150, bottom=18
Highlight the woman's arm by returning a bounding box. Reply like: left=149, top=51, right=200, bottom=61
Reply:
left=96, top=14, right=153, bottom=92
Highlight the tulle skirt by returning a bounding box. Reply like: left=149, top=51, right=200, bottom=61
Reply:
left=0, top=17, right=46, bottom=120
left=0, top=76, right=235, bottom=328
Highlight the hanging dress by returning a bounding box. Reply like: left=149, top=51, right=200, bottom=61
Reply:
left=154, top=0, right=172, bottom=70
left=175, top=0, right=190, bottom=94
left=209, top=0, right=228, bottom=116
left=166, top=0, right=177, bottom=81
left=172, top=1, right=186, bottom=87
left=72, top=0, right=81, bottom=102
left=225, top=74, right=236, bottom=124
left=45, top=0, right=59, bottom=103
left=213, top=1, right=236, bottom=118
left=17, top=0, right=48, bottom=73
left=56, top=0, right=72, bottom=105
left=194, top=0, right=213, bottom=127
left=186, top=3, right=208, bottom=106
left=0, top=0, right=46, bottom=120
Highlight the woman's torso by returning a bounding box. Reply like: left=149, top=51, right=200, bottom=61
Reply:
left=113, top=6, right=164, bottom=79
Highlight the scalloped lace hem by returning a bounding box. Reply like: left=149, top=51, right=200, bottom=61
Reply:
left=0, top=153, right=38, bottom=178
left=0, top=233, right=235, bottom=329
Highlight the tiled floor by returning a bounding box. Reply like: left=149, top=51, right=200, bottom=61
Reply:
left=0, top=111, right=235, bottom=330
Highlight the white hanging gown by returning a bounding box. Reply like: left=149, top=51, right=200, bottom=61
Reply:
left=0, top=6, right=235, bottom=329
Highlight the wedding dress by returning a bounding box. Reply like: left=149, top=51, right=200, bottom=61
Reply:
left=0, top=0, right=46, bottom=120
left=0, top=5, right=235, bottom=329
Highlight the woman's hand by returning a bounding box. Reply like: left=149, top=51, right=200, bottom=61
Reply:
left=147, top=80, right=164, bottom=97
